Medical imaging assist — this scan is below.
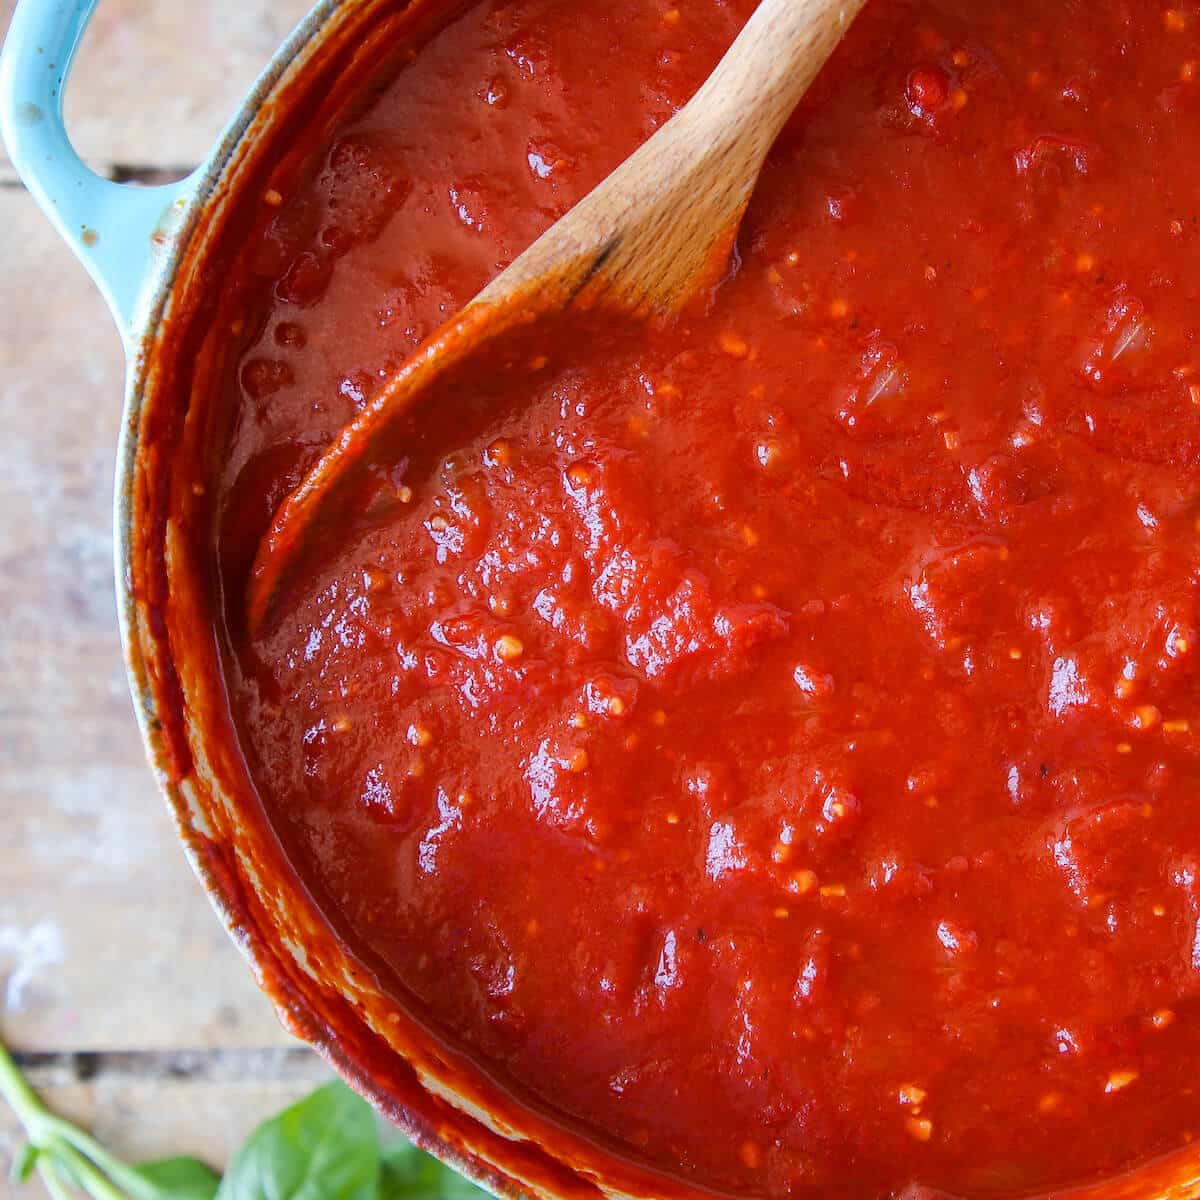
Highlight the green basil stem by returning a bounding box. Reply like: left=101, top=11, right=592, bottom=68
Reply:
left=0, top=1035, right=44, bottom=1123
left=44, top=1135, right=131, bottom=1200
left=38, top=1160, right=75, bottom=1200
left=0, top=1036, right=159, bottom=1200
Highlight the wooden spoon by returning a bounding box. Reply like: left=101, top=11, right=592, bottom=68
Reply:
left=247, top=0, right=866, bottom=631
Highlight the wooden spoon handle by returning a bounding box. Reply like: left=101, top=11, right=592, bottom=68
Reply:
left=690, top=0, right=867, bottom=145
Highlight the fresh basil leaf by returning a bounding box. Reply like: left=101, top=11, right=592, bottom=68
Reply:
left=378, top=1139, right=489, bottom=1199
left=8, top=1142, right=37, bottom=1183
left=215, top=1081, right=380, bottom=1200
left=135, top=1155, right=221, bottom=1199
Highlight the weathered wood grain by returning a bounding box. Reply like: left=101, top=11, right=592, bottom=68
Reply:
left=0, top=0, right=320, bottom=1057
left=0, top=186, right=298, bottom=1054
left=0, top=1050, right=331, bottom=1178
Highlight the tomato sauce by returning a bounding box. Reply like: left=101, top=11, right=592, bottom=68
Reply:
left=213, top=0, right=1200, bottom=1195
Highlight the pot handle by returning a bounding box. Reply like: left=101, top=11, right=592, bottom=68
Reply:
left=0, top=0, right=199, bottom=349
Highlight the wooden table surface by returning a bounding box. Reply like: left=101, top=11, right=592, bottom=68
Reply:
left=0, top=0, right=347, bottom=1183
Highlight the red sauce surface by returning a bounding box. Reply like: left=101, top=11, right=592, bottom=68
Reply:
left=215, top=1, right=1200, bottom=1195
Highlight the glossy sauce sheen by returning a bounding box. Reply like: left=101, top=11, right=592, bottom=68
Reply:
left=218, top=2, right=1200, bottom=1195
